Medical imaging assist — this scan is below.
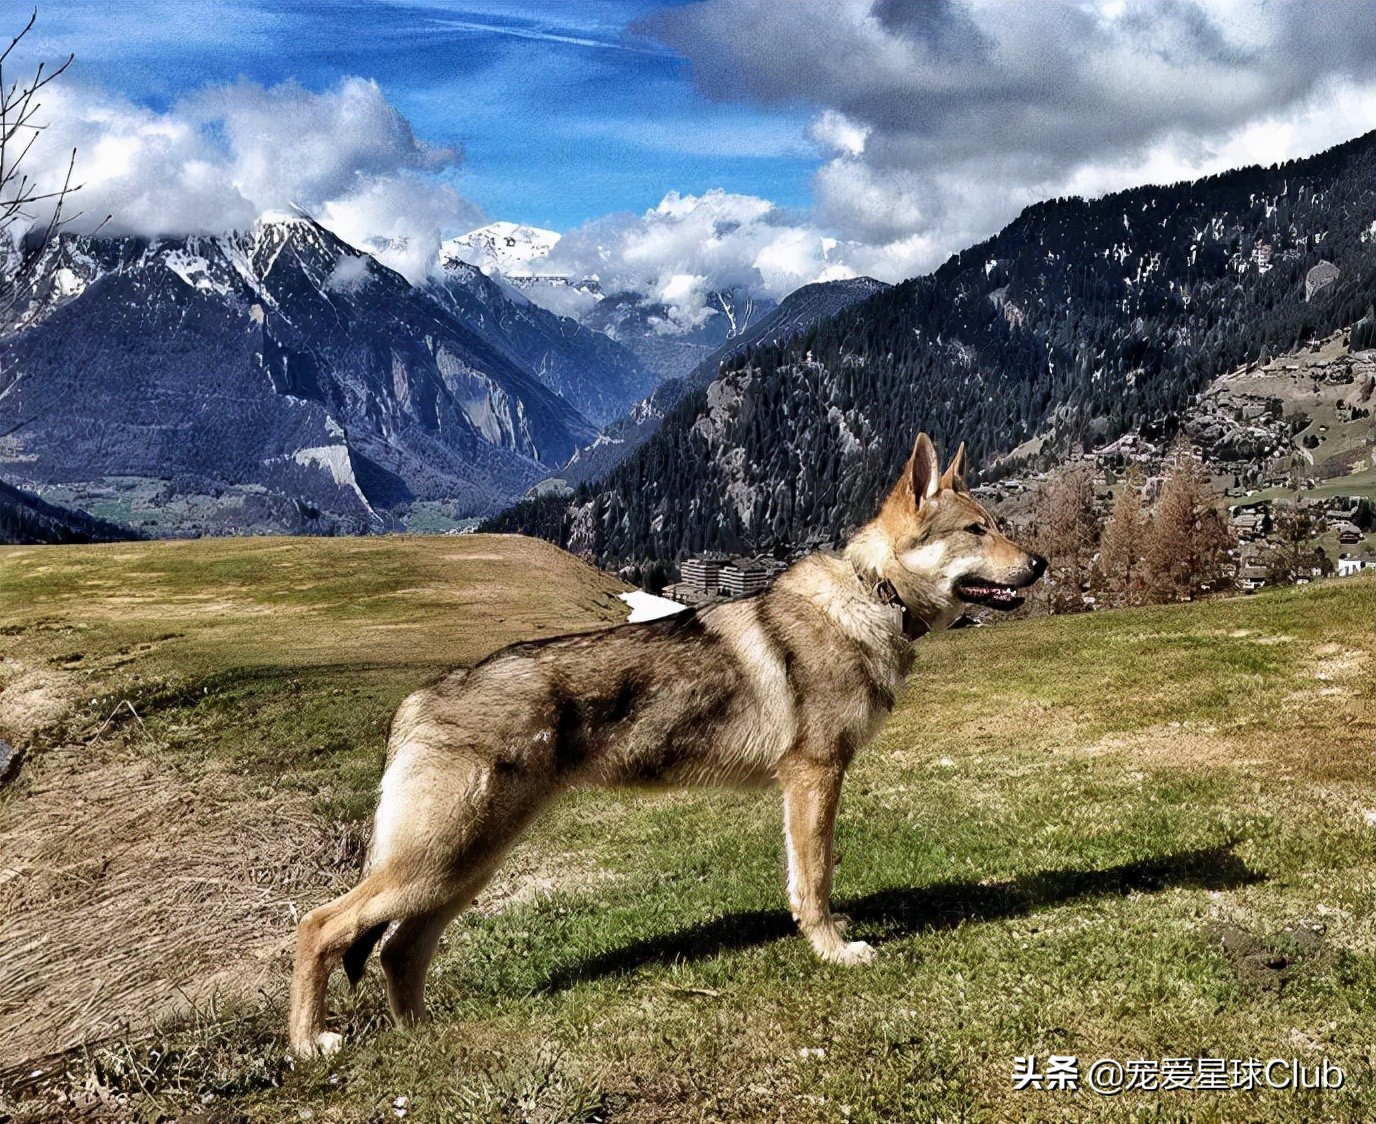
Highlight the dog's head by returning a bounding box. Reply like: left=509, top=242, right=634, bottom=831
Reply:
left=847, top=433, right=1046, bottom=629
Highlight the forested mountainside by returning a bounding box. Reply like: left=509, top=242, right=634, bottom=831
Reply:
left=0, top=218, right=597, bottom=535
left=0, top=479, right=139, bottom=544
left=558, top=276, right=890, bottom=487
left=487, top=131, right=1376, bottom=566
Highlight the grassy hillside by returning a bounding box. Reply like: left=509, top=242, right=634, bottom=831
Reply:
left=0, top=537, right=1372, bottom=1122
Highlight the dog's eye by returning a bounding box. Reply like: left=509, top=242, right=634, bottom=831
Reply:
left=967, top=523, right=988, bottom=536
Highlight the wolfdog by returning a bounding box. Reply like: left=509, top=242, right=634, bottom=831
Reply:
left=289, top=433, right=1046, bottom=1056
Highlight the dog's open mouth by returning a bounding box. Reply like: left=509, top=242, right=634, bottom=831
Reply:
left=954, top=578, right=1025, bottom=610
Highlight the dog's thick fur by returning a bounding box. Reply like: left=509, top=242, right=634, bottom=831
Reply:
left=289, top=434, right=1045, bottom=1056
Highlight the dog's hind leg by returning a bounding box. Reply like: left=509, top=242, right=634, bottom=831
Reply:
left=374, top=752, right=559, bottom=1029
left=779, top=754, right=876, bottom=967
left=379, top=870, right=494, bottom=1026
left=380, top=907, right=453, bottom=1026
left=289, top=870, right=439, bottom=1057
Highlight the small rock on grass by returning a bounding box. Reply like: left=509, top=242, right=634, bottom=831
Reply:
left=0, top=738, right=20, bottom=786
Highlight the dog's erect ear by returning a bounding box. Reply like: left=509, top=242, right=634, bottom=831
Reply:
left=940, top=441, right=968, bottom=493
left=909, top=433, right=940, bottom=505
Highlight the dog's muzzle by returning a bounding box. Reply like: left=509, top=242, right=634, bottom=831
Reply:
left=954, top=556, right=1045, bottom=611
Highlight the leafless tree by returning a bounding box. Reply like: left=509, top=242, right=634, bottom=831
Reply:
left=1142, top=441, right=1236, bottom=602
left=0, top=8, right=95, bottom=322
left=1030, top=461, right=1100, bottom=613
left=1096, top=465, right=1148, bottom=607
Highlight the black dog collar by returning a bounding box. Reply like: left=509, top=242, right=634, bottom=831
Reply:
left=873, top=578, right=930, bottom=641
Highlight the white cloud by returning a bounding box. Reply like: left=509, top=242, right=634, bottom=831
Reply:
left=536, top=188, right=865, bottom=329
left=318, top=172, right=482, bottom=283
left=10, top=76, right=478, bottom=283
left=643, top=0, right=1376, bottom=281
left=9, top=1, right=1376, bottom=324
left=810, top=109, right=870, bottom=158
left=324, top=254, right=371, bottom=293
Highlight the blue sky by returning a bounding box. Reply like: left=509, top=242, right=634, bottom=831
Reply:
left=11, top=1, right=1373, bottom=315
left=25, top=0, right=820, bottom=229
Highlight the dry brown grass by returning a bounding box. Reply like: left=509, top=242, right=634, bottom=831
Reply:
left=0, top=534, right=630, bottom=1075
left=0, top=736, right=345, bottom=1063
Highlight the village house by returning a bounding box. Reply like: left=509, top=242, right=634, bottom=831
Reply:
left=1230, top=505, right=1268, bottom=541
left=1336, top=554, right=1376, bottom=578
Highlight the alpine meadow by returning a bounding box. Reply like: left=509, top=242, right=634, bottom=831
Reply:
left=2, top=3, right=1375, bottom=1123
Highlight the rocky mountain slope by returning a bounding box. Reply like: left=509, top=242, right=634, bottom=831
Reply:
left=489, top=131, right=1376, bottom=566
left=433, top=248, right=657, bottom=426
left=0, top=217, right=599, bottom=534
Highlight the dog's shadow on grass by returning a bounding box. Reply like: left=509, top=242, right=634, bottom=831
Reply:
left=542, top=843, right=1261, bottom=992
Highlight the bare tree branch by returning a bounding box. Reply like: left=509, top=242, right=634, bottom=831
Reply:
left=0, top=8, right=90, bottom=325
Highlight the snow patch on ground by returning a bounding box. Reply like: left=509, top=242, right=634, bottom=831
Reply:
left=293, top=444, right=357, bottom=488
left=618, top=590, right=688, bottom=622
left=163, top=249, right=233, bottom=296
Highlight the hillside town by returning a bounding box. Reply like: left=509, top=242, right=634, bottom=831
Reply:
left=649, top=326, right=1375, bottom=613
left=971, top=325, right=1376, bottom=607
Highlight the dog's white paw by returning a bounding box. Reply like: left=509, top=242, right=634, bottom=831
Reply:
left=821, top=939, right=877, bottom=966
left=295, top=1031, right=344, bottom=1059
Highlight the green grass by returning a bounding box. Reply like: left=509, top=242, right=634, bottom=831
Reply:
left=1, top=539, right=1373, bottom=1122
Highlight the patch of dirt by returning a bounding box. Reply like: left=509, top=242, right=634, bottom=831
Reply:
left=1309, top=643, right=1368, bottom=683
left=1207, top=920, right=1329, bottom=992
left=1286, top=643, right=1371, bottom=711
left=1082, top=725, right=1259, bottom=769
left=472, top=850, right=621, bottom=916
left=1217, top=628, right=1297, bottom=645
left=0, top=659, right=78, bottom=745
left=0, top=739, right=352, bottom=1066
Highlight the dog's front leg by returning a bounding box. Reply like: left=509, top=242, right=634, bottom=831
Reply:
left=779, top=755, right=876, bottom=966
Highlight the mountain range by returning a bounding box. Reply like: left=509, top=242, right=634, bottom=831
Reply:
left=0, top=216, right=645, bottom=534
left=487, top=131, right=1376, bottom=567
left=0, top=207, right=870, bottom=537
left=7, top=130, right=1373, bottom=549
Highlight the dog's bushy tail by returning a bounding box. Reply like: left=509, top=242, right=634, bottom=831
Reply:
left=343, top=921, right=389, bottom=987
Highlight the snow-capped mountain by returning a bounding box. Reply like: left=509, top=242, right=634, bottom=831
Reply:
left=432, top=250, right=657, bottom=426
left=0, top=216, right=597, bottom=534
left=442, top=222, right=561, bottom=277
left=446, top=221, right=780, bottom=384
